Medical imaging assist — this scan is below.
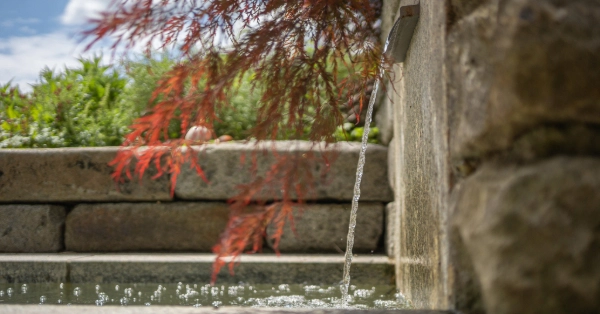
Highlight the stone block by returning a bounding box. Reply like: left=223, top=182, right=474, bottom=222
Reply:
left=0, top=148, right=171, bottom=202
left=266, top=203, right=384, bottom=253
left=65, top=202, right=230, bottom=252
left=447, top=0, right=600, bottom=160
left=0, top=205, right=65, bottom=253
left=454, top=157, right=600, bottom=314
left=175, top=141, right=392, bottom=202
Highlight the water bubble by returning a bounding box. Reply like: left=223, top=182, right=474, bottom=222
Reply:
left=138, top=291, right=142, bottom=297
left=120, top=297, right=129, bottom=305
left=7, top=287, right=14, bottom=296
left=21, top=284, right=28, bottom=294
left=59, top=283, right=64, bottom=289
left=212, top=301, right=222, bottom=309
left=278, top=284, right=290, bottom=292
left=39, top=295, right=46, bottom=304
left=145, top=302, right=151, bottom=306
left=0, top=290, right=4, bottom=297
left=57, top=299, right=62, bottom=304
left=73, top=287, right=81, bottom=297
left=115, top=284, right=120, bottom=291
left=95, top=285, right=101, bottom=293
left=98, top=292, right=109, bottom=302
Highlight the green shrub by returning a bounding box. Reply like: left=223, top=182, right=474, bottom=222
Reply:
left=334, top=122, right=379, bottom=144
left=1, top=56, right=135, bottom=148
left=1, top=54, right=378, bottom=147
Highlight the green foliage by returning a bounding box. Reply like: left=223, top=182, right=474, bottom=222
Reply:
left=2, top=54, right=378, bottom=147
left=334, top=122, right=380, bottom=144
left=1, top=56, right=135, bottom=148
left=122, top=53, right=262, bottom=140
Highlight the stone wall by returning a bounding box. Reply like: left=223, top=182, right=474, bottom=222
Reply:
left=382, top=0, right=600, bottom=313
left=0, top=142, right=392, bottom=255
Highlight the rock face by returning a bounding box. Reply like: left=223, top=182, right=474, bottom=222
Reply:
left=266, top=203, right=384, bottom=253
left=454, top=157, right=600, bottom=314
left=447, top=0, right=600, bottom=160
left=0, top=205, right=65, bottom=252
left=65, top=202, right=230, bottom=252
left=383, top=0, right=600, bottom=312
left=0, top=148, right=171, bottom=202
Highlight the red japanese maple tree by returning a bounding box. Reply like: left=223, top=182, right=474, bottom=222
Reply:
left=84, top=0, right=387, bottom=283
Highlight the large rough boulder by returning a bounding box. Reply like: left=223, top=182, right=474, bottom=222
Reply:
left=447, top=0, right=600, bottom=161
left=454, top=157, right=600, bottom=314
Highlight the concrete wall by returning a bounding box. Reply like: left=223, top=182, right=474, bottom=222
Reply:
left=381, top=0, right=450, bottom=309
left=0, top=142, right=391, bottom=255
left=382, top=0, right=600, bottom=313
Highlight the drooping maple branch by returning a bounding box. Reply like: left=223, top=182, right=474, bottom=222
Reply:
left=85, top=0, right=387, bottom=283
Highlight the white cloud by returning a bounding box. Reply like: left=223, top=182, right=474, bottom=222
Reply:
left=0, top=0, right=167, bottom=92
left=0, top=32, right=110, bottom=92
left=61, top=0, right=112, bottom=25
left=1, top=17, right=41, bottom=28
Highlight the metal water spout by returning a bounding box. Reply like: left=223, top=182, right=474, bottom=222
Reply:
left=385, top=3, right=420, bottom=63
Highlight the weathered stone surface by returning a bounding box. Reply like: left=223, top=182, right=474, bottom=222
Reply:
left=266, top=203, right=384, bottom=253
left=3, top=306, right=452, bottom=314
left=454, top=157, right=600, bottom=314
left=382, top=0, right=450, bottom=309
left=0, top=148, right=171, bottom=202
left=448, top=0, right=600, bottom=160
left=383, top=202, right=395, bottom=258
left=0, top=262, right=67, bottom=283
left=0, top=205, right=65, bottom=253
left=0, top=305, right=451, bottom=314
left=175, top=141, right=392, bottom=202
left=65, top=202, right=230, bottom=252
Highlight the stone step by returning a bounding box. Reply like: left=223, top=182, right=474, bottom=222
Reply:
left=0, top=305, right=451, bottom=314
left=0, top=254, right=394, bottom=285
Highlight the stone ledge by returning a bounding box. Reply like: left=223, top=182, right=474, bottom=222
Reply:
left=0, top=147, right=171, bottom=202
left=0, top=254, right=394, bottom=285
left=0, top=142, right=391, bottom=203
left=175, top=141, right=393, bottom=202
left=0, top=205, right=65, bottom=253
left=0, top=305, right=451, bottom=314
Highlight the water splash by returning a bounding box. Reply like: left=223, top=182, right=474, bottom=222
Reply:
left=340, top=36, right=394, bottom=306
left=0, top=283, right=403, bottom=308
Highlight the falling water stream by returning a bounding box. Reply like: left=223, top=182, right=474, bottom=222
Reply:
left=340, top=38, right=393, bottom=306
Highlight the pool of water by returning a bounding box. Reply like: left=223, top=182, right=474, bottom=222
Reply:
left=0, top=283, right=410, bottom=309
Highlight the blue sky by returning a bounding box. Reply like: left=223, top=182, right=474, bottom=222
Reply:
left=0, top=0, right=115, bottom=91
